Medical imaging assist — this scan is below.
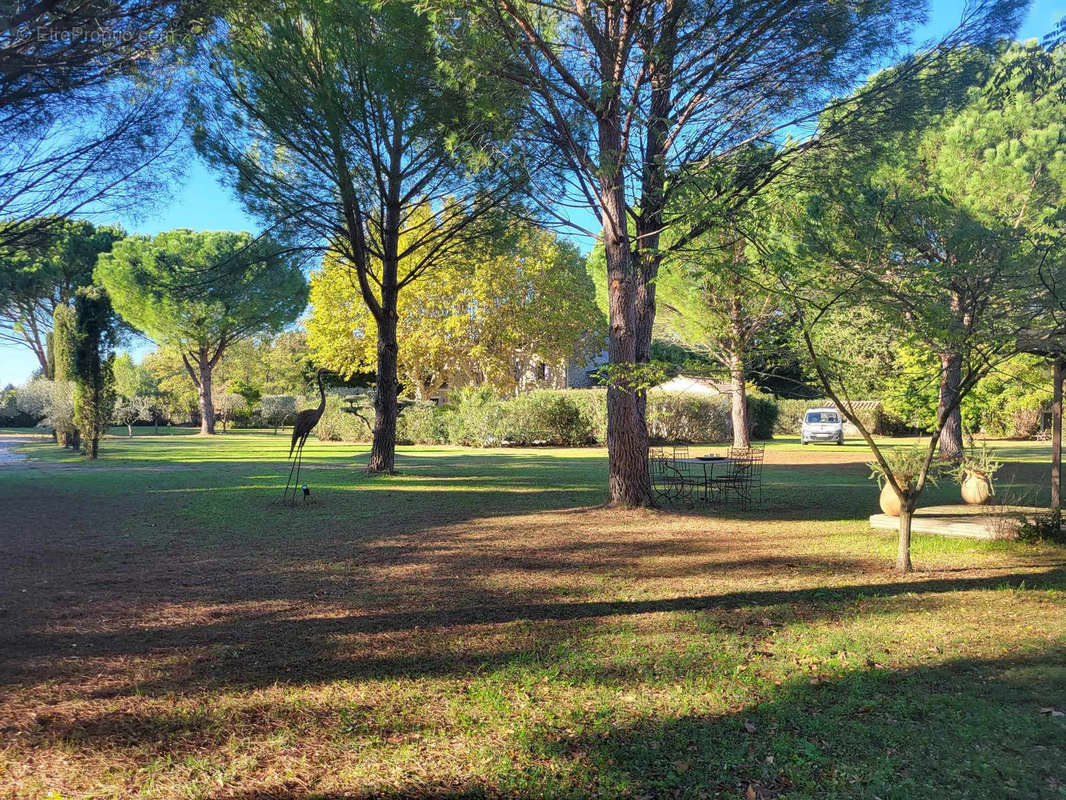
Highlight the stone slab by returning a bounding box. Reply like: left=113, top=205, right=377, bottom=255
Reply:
left=869, top=504, right=1046, bottom=540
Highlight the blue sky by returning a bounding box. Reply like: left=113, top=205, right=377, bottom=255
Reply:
left=1, top=0, right=1063, bottom=386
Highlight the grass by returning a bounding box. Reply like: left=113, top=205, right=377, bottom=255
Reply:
left=0, top=430, right=1063, bottom=799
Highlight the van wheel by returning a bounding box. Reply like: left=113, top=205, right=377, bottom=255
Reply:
left=836, top=437, right=843, bottom=445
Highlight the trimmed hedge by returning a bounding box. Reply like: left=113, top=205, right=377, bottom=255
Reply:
left=774, top=398, right=814, bottom=436
left=441, top=387, right=508, bottom=446
left=552, top=389, right=609, bottom=443
left=647, top=393, right=732, bottom=443
left=396, top=401, right=446, bottom=444
left=502, top=391, right=593, bottom=445
left=323, top=387, right=783, bottom=446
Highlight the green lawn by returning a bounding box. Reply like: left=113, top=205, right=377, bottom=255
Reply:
left=0, top=431, right=1063, bottom=799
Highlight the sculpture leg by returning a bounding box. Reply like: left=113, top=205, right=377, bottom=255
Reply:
left=282, top=451, right=299, bottom=504
left=291, top=442, right=305, bottom=504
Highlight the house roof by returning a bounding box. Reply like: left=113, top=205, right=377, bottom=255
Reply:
left=653, top=375, right=733, bottom=394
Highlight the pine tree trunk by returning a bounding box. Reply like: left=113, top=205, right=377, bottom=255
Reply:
left=896, top=494, right=916, bottom=574
left=730, top=356, right=749, bottom=449
left=198, top=354, right=215, bottom=435
left=368, top=304, right=399, bottom=474
left=603, top=188, right=651, bottom=508
left=937, top=351, right=963, bottom=459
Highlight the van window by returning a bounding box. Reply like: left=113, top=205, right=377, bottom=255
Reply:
left=805, top=411, right=840, bottom=424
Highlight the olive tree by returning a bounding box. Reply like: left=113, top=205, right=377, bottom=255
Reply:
left=112, top=396, right=154, bottom=437
left=261, top=395, right=298, bottom=434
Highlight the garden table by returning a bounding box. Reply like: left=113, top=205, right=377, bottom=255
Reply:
left=672, top=456, right=735, bottom=504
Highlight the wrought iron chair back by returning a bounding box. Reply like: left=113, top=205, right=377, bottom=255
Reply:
left=649, top=455, right=684, bottom=501
left=709, top=447, right=764, bottom=509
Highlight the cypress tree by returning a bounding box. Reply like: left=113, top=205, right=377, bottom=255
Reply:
left=51, top=303, right=78, bottom=448
left=72, top=287, right=117, bottom=460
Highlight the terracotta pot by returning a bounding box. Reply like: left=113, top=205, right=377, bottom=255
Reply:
left=879, top=482, right=901, bottom=516
left=961, top=471, right=993, bottom=505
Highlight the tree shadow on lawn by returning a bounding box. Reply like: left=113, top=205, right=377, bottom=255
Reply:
left=5, top=567, right=1063, bottom=698
left=97, top=647, right=1064, bottom=800
left=511, top=648, right=1066, bottom=800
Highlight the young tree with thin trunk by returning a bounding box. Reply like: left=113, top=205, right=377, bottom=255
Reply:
left=767, top=206, right=1030, bottom=572
left=261, top=395, right=298, bottom=435
left=112, top=395, right=153, bottom=437
left=95, top=229, right=306, bottom=435
left=656, top=226, right=781, bottom=449
left=213, top=392, right=246, bottom=433
left=439, top=0, right=1024, bottom=506
left=192, top=0, right=524, bottom=473
left=761, top=54, right=1051, bottom=571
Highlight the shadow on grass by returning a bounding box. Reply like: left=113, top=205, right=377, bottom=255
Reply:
left=499, top=647, right=1066, bottom=800
left=5, top=568, right=1063, bottom=696
left=102, top=647, right=1064, bottom=799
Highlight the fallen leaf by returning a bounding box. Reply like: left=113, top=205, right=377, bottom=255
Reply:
left=744, top=720, right=757, bottom=733
left=746, top=784, right=757, bottom=800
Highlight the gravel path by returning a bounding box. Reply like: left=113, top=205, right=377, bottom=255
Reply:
left=0, top=436, right=28, bottom=465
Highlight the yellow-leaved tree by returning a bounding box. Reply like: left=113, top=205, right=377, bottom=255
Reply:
left=308, top=218, right=603, bottom=399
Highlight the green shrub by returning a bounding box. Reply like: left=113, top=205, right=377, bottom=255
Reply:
left=339, top=387, right=777, bottom=447
left=747, top=393, right=779, bottom=440
left=552, top=389, right=607, bottom=443
left=774, top=398, right=812, bottom=435
left=1016, top=509, right=1065, bottom=544
left=502, top=391, right=593, bottom=445
left=315, top=394, right=371, bottom=442
left=443, top=387, right=506, bottom=447
left=397, top=402, right=446, bottom=444
left=647, top=393, right=732, bottom=443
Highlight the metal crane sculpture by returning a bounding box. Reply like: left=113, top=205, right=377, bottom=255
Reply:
left=283, top=369, right=327, bottom=504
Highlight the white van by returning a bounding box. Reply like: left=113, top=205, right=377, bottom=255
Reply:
left=801, top=407, right=844, bottom=445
